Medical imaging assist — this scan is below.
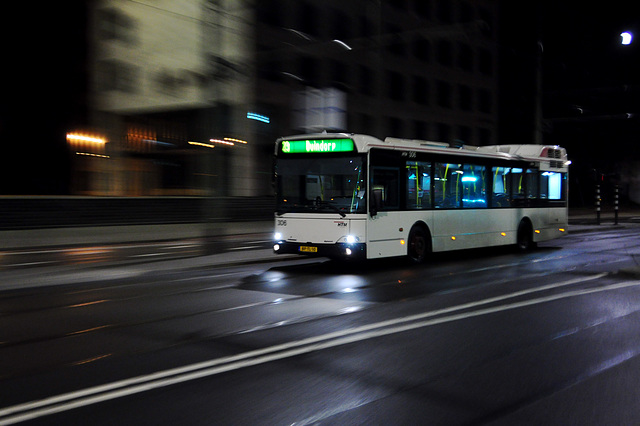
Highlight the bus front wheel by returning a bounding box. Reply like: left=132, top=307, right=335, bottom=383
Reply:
left=408, top=225, right=430, bottom=263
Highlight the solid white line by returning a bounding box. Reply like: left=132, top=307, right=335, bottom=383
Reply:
left=1, top=273, right=628, bottom=425
left=4, top=261, right=56, bottom=268
left=226, top=246, right=261, bottom=251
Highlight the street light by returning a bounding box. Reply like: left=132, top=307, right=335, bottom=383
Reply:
left=620, top=31, right=633, bottom=45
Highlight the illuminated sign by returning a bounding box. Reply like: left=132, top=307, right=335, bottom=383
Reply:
left=281, top=139, right=354, bottom=154
left=247, top=112, right=270, bottom=123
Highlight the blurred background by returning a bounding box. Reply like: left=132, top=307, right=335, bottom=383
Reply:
left=1, top=0, right=639, bottom=228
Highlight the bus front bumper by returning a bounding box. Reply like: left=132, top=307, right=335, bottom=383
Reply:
left=273, top=241, right=366, bottom=259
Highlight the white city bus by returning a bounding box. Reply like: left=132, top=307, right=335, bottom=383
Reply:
left=273, top=133, right=569, bottom=262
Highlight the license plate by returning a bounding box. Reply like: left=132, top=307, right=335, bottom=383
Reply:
left=299, top=246, right=317, bottom=253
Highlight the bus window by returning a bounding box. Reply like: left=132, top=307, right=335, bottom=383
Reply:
left=372, top=167, right=399, bottom=210
left=541, top=171, right=564, bottom=200
left=525, top=168, right=538, bottom=199
left=434, top=163, right=462, bottom=208
left=461, top=164, right=487, bottom=208
left=491, top=167, right=510, bottom=207
left=406, top=161, right=431, bottom=209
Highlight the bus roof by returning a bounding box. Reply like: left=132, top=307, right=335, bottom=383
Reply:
left=276, top=133, right=569, bottom=171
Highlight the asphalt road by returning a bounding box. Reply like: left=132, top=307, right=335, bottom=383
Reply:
left=2, top=226, right=640, bottom=425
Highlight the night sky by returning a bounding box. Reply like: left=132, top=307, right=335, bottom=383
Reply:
left=2, top=1, right=639, bottom=197
left=501, top=1, right=640, bottom=204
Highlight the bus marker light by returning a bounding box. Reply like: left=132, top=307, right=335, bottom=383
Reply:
left=400, top=239, right=405, bottom=245
left=451, top=236, right=456, bottom=241
left=500, top=232, right=506, bottom=237
left=535, top=230, right=541, bottom=234
left=559, top=228, right=565, bottom=232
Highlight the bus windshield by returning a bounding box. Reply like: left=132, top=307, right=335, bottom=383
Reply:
left=276, top=155, right=366, bottom=215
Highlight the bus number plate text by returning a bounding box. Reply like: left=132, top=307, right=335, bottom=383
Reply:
left=299, top=246, right=317, bottom=253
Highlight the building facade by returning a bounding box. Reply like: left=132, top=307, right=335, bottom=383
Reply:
left=81, top=0, right=499, bottom=197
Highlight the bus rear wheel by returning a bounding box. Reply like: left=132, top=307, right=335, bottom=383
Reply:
left=516, top=220, right=536, bottom=251
left=408, top=225, right=430, bottom=263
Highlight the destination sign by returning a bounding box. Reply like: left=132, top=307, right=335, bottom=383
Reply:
left=281, top=138, right=354, bottom=154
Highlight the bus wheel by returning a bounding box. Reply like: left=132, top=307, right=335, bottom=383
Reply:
left=408, top=225, right=430, bottom=263
left=516, top=220, right=536, bottom=251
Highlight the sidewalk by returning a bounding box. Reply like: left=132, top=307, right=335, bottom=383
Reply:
left=1, top=210, right=638, bottom=291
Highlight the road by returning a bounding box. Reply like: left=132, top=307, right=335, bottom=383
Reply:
left=1, top=225, right=640, bottom=425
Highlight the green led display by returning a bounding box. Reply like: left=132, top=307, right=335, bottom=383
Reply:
left=281, top=138, right=354, bottom=154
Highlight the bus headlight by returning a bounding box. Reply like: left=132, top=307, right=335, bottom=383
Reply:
left=274, top=232, right=283, bottom=241
left=345, top=235, right=357, bottom=244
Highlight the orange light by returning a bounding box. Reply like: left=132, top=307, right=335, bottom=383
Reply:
left=451, top=236, right=456, bottom=241
left=400, top=239, right=405, bottom=245
left=559, top=228, right=565, bottom=232
left=189, top=141, right=215, bottom=149
left=535, top=230, right=541, bottom=234
left=224, top=137, right=248, bottom=144
left=500, top=232, right=506, bottom=237
left=66, top=133, right=106, bottom=144
left=210, top=138, right=235, bottom=146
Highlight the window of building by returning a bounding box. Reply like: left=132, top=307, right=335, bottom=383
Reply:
left=98, top=8, right=137, bottom=45
left=413, top=38, right=430, bottom=62
left=479, top=49, right=493, bottom=75
left=437, top=80, right=452, bottom=107
left=458, top=43, right=473, bottom=71
left=438, top=123, right=451, bottom=141
left=99, top=60, right=138, bottom=93
left=478, top=89, right=492, bottom=113
left=459, top=85, right=472, bottom=110
left=413, top=76, right=429, bottom=104
left=414, top=0, right=431, bottom=19
left=437, top=40, right=453, bottom=66
left=479, top=128, right=492, bottom=145
left=388, top=71, right=405, bottom=100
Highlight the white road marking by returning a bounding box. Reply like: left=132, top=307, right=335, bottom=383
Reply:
left=3, top=272, right=634, bottom=425
left=3, top=261, right=56, bottom=268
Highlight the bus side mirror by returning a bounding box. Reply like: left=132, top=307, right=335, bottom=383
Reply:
left=370, top=189, right=383, bottom=216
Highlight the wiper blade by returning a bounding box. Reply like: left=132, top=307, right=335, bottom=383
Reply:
left=321, top=202, right=346, bottom=217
